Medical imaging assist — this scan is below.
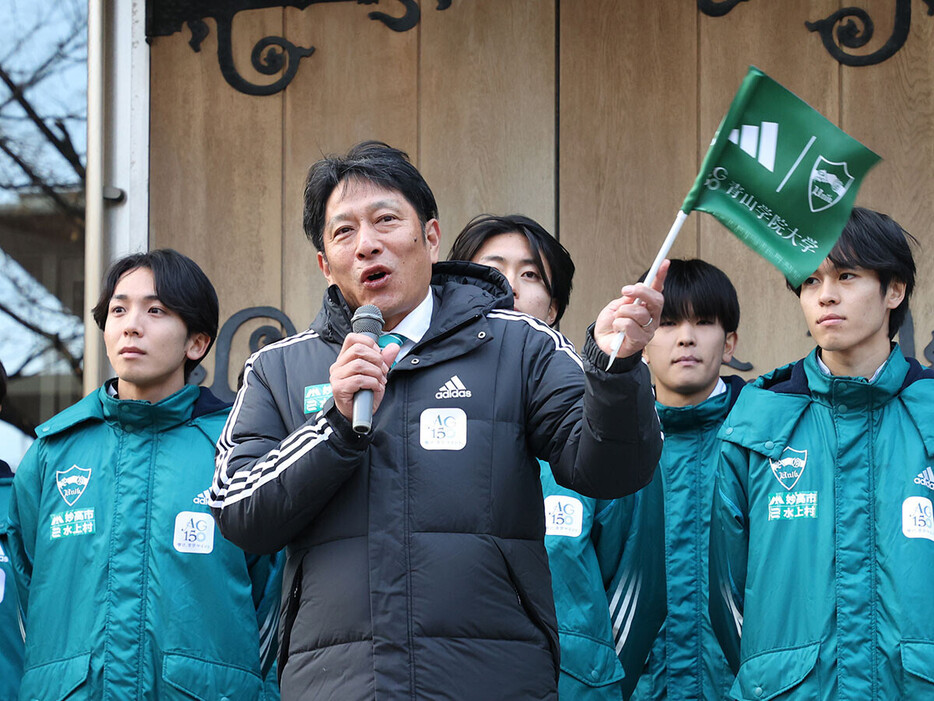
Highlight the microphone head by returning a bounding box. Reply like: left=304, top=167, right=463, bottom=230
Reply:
left=351, top=304, right=385, bottom=336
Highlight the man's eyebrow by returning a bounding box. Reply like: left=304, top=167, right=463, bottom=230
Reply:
left=111, top=294, right=161, bottom=302
left=326, top=200, right=404, bottom=232
left=478, top=254, right=538, bottom=266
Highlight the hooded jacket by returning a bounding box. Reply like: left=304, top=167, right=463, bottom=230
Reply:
left=211, top=261, right=663, bottom=700
left=709, top=347, right=934, bottom=700
left=1, top=384, right=280, bottom=701
left=541, top=455, right=666, bottom=701
left=631, top=375, right=745, bottom=701
left=1, top=459, right=24, bottom=700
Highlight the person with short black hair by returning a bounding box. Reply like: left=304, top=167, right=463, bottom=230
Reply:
left=0, top=358, right=25, bottom=699
left=1, top=249, right=281, bottom=699
left=450, top=214, right=666, bottom=700
left=632, top=259, right=744, bottom=701
left=709, top=207, right=934, bottom=699
left=211, top=142, right=666, bottom=699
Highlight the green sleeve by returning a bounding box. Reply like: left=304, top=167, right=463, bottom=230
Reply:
left=708, top=440, right=750, bottom=674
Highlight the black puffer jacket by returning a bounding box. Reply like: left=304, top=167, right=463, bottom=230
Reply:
left=211, top=262, right=662, bottom=700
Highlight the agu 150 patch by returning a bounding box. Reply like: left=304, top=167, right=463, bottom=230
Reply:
left=419, top=408, right=467, bottom=451
left=174, top=511, right=216, bottom=554
left=903, top=496, right=934, bottom=542
left=544, top=495, right=583, bottom=537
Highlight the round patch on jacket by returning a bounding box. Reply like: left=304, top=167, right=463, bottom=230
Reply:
left=544, top=495, right=583, bottom=537
left=174, top=511, right=215, bottom=554
left=902, top=496, right=934, bottom=541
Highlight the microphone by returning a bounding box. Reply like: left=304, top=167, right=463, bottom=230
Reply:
left=351, top=304, right=385, bottom=434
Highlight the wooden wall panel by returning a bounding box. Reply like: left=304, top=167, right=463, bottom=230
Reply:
left=419, top=0, right=556, bottom=250
left=147, top=0, right=934, bottom=391
left=150, top=10, right=285, bottom=387
left=559, top=1, right=699, bottom=348
left=840, top=0, right=934, bottom=362
left=280, top=4, right=419, bottom=333
left=697, top=1, right=839, bottom=378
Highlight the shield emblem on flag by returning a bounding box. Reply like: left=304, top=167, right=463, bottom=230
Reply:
left=769, top=448, right=807, bottom=490
left=56, top=465, right=92, bottom=506
left=808, top=156, right=854, bottom=213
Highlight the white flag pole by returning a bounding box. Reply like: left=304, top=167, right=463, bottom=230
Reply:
left=605, top=209, right=689, bottom=370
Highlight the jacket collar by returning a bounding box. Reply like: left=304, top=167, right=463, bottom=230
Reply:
left=801, top=345, right=910, bottom=409
left=35, top=384, right=226, bottom=439
left=312, top=260, right=512, bottom=346
left=99, top=383, right=202, bottom=431
left=722, top=345, right=931, bottom=459
left=656, top=374, right=746, bottom=431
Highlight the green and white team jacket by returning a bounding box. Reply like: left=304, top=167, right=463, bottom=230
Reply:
left=1, top=383, right=280, bottom=701
left=709, top=346, right=934, bottom=700
left=632, top=375, right=745, bottom=701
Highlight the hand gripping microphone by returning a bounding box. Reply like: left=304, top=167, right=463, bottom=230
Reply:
left=351, top=304, right=385, bottom=434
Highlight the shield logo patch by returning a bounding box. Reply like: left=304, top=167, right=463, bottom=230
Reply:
left=769, top=448, right=807, bottom=491
left=809, top=157, right=854, bottom=213
left=56, top=465, right=92, bottom=506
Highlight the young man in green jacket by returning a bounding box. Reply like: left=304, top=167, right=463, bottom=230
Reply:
left=709, top=208, right=934, bottom=700
left=0, top=360, right=25, bottom=699
left=1, top=250, right=280, bottom=700
left=633, top=259, right=744, bottom=700
left=450, top=215, right=666, bottom=700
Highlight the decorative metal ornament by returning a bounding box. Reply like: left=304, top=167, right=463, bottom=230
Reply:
left=147, top=0, right=453, bottom=96
left=698, top=0, right=934, bottom=67
left=697, top=0, right=749, bottom=18
left=188, top=306, right=297, bottom=400
left=805, top=0, right=934, bottom=67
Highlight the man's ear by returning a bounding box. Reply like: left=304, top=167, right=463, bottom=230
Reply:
left=545, top=300, right=558, bottom=327
left=186, top=332, right=212, bottom=363
left=721, top=331, right=738, bottom=364
left=317, top=250, right=334, bottom=284
left=885, top=279, right=906, bottom=310
left=424, top=219, right=441, bottom=264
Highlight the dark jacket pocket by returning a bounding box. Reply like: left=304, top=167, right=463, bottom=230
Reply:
left=559, top=631, right=625, bottom=688
left=162, top=652, right=264, bottom=700
left=730, top=641, right=820, bottom=700
left=19, top=652, right=91, bottom=701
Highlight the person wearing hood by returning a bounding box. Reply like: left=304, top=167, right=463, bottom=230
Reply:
left=210, top=141, right=667, bottom=699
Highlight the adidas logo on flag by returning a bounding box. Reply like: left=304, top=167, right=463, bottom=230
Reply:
left=915, top=467, right=934, bottom=491
left=436, top=375, right=472, bottom=399
left=192, top=489, right=211, bottom=505
left=728, top=121, right=778, bottom=172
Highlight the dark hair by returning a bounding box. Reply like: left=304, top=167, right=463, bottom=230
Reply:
left=448, top=214, right=575, bottom=325
left=302, top=141, right=439, bottom=252
left=91, top=249, right=219, bottom=380
left=789, top=207, right=917, bottom=339
left=0, top=358, right=6, bottom=406
left=640, top=259, right=739, bottom=334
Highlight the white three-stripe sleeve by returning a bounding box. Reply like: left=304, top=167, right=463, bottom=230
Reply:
left=209, top=340, right=368, bottom=555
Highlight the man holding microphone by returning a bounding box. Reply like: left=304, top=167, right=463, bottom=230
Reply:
left=211, top=141, right=666, bottom=700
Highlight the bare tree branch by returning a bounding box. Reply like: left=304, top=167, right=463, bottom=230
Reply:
left=0, top=135, right=83, bottom=221
left=0, top=300, right=83, bottom=379
left=0, top=63, right=85, bottom=181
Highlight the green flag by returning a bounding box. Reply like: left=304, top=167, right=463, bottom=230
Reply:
left=683, top=67, right=880, bottom=286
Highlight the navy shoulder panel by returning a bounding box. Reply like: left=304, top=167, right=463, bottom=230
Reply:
left=192, top=386, right=232, bottom=419
left=764, top=359, right=809, bottom=396
left=900, top=356, right=934, bottom=392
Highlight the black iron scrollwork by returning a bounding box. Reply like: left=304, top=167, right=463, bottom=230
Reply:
left=803, top=0, right=934, bottom=67
left=699, top=0, right=934, bottom=67
left=147, top=0, right=453, bottom=96
left=697, top=0, right=750, bottom=18
left=725, top=357, right=753, bottom=372
left=189, top=306, right=297, bottom=401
